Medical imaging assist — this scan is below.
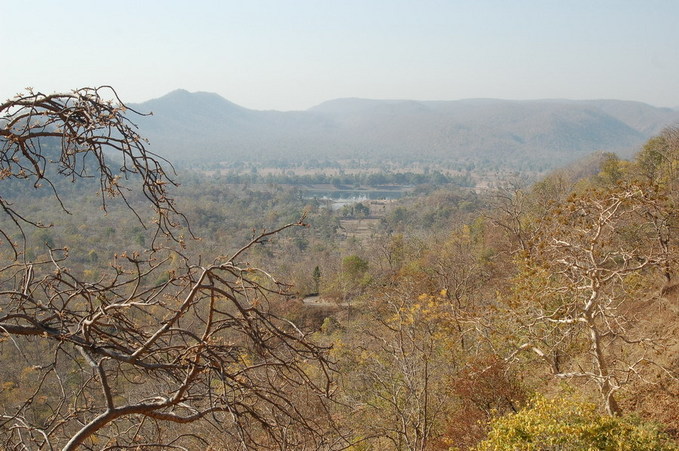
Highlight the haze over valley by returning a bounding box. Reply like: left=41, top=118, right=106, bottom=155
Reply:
left=132, top=89, right=679, bottom=173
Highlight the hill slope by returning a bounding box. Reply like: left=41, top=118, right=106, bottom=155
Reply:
left=131, top=91, right=679, bottom=170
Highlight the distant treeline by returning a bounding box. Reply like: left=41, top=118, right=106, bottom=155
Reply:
left=208, top=170, right=475, bottom=188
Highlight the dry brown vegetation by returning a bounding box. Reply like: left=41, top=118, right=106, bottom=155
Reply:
left=1, top=87, right=678, bottom=449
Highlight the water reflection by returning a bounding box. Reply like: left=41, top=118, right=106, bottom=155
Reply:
left=303, top=189, right=407, bottom=210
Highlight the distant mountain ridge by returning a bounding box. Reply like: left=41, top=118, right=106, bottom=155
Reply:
left=131, top=90, right=679, bottom=170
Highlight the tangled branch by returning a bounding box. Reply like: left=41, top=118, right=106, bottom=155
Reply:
left=0, top=86, right=187, bottom=257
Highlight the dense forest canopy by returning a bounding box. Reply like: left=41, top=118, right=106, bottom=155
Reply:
left=1, top=88, right=678, bottom=449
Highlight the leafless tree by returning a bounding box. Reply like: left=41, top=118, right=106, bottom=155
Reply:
left=483, top=182, right=539, bottom=256
left=510, top=182, right=677, bottom=415
left=0, top=88, right=337, bottom=449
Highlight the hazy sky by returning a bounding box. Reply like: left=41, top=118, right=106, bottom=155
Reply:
left=3, top=0, right=678, bottom=110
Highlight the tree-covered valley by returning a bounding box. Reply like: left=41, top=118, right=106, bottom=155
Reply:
left=1, top=88, right=678, bottom=450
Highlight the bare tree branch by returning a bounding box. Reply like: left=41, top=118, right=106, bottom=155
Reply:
left=0, top=88, right=338, bottom=450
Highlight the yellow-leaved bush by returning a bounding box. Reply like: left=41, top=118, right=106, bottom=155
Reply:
left=473, top=395, right=677, bottom=450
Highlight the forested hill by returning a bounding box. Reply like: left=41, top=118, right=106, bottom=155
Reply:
left=132, top=90, right=679, bottom=169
